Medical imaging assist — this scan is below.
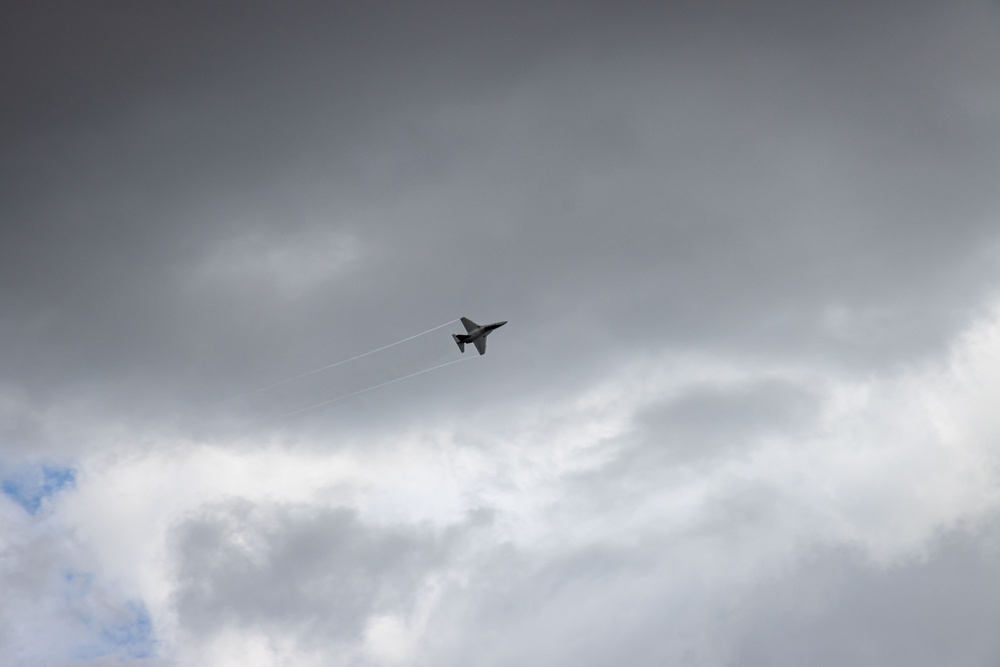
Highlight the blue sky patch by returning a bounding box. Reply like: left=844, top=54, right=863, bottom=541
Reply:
left=65, top=571, right=157, bottom=661
left=72, top=600, right=157, bottom=661
left=2, top=464, right=76, bottom=515
left=99, top=601, right=156, bottom=659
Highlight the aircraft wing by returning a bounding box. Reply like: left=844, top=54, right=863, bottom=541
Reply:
left=473, top=336, right=487, bottom=355
left=461, top=317, right=479, bottom=333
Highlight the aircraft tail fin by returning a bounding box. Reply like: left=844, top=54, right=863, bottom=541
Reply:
left=452, top=334, right=465, bottom=353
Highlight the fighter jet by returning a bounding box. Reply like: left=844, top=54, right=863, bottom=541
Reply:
left=452, top=317, right=507, bottom=355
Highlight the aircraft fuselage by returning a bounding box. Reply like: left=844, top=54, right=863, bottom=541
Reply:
left=453, top=318, right=507, bottom=355
left=465, top=321, right=506, bottom=340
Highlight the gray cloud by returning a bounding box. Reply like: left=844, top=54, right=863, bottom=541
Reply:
left=557, top=376, right=823, bottom=521
left=3, top=1, right=1000, bottom=664
left=4, top=1, right=999, bottom=446
left=730, top=521, right=1000, bottom=667
left=172, top=501, right=478, bottom=647
left=633, top=378, right=820, bottom=462
left=417, top=516, right=1000, bottom=667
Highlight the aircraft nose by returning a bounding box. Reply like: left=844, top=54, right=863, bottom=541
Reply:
left=498, top=321, right=507, bottom=326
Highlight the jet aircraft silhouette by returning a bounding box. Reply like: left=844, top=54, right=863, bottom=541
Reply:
left=452, top=317, right=507, bottom=355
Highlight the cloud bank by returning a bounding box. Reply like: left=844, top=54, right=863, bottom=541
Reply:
left=2, top=1, right=1000, bottom=664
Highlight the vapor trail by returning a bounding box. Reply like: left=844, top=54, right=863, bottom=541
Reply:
left=283, top=356, right=471, bottom=418
left=215, top=319, right=459, bottom=405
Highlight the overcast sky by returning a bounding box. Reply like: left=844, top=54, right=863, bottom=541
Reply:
left=3, top=2, right=1000, bottom=665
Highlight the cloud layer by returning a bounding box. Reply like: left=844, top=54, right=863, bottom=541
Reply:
left=2, top=1, right=1000, bottom=664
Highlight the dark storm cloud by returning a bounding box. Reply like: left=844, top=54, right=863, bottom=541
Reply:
left=172, top=501, right=473, bottom=645
left=1, top=0, right=659, bottom=435
left=3, top=1, right=999, bottom=446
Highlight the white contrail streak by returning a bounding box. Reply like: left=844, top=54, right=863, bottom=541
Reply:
left=283, top=356, right=471, bottom=418
left=215, top=319, right=459, bottom=405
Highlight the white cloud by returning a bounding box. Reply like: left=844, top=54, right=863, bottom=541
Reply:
left=6, top=297, right=994, bottom=664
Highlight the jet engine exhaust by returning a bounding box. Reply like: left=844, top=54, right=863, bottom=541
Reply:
left=215, top=318, right=459, bottom=406
left=283, top=355, right=471, bottom=418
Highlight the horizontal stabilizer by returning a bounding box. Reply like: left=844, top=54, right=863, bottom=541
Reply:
left=452, top=334, right=465, bottom=353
